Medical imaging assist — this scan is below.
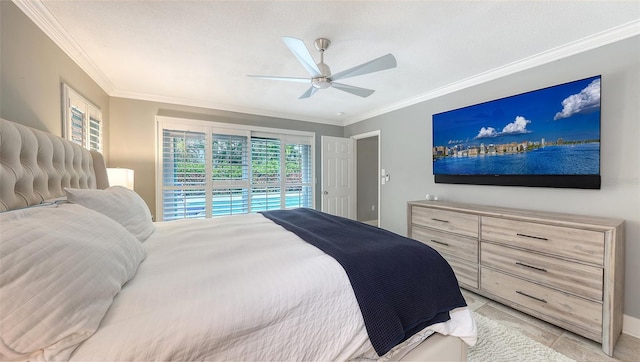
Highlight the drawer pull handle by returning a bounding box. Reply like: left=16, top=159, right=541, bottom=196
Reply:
left=431, top=218, right=450, bottom=223
left=515, top=262, right=547, bottom=272
left=430, top=239, right=450, bottom=247
left=516, top=233, right=548, bottom=241
left=516, top=290, right=547, bottom=303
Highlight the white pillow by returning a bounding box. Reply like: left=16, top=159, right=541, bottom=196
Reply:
left=65, top=186, right=155, bottom=242
left=0, top=203, right=145, bottom=361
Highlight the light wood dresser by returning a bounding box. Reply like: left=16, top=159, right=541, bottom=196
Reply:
left=407, top=200, right=625, bottom=356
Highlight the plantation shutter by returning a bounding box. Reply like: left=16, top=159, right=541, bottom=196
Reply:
left=70, top=105, right=85, bottom=146
left=157, top=118, right=314, bottom=221
left=211, top=132, right=250, bottom=216
left=284, top=135, right=313, bottom=208
left=63, top=84, right=102, bottom=152
left=88, top=110, right=102, bottom=152
left=250, top=136, right=281, bottom=212
left=161, top=128, right=207, bottom=221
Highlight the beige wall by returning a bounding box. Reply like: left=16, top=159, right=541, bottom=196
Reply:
left=0, top=1, right=110, bottom=156
left=109, top=98, right=343, bottom=217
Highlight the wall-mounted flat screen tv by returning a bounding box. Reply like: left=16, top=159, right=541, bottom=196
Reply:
left=432, top=75, right=601, bottom=189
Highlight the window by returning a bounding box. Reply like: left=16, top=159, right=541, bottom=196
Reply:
left=157, top=117, right=314, bottom=221
left=62, top=84, right=102, bottom=152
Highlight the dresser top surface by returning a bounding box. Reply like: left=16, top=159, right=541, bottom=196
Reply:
left=408, top=200, right=624, bottom=230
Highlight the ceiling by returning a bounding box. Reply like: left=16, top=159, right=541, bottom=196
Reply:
left=16, top=1, right=640, bottom=126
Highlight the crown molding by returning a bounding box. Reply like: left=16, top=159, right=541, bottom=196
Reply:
left=13, top=0, right=340, bottom=126
left=13, top=0, right=638, bottom=128
left=12, top=0, right=115, bottom=94
left=343, top=19, right=640, bottom=126
left=111, top=89, right=344, bottom=127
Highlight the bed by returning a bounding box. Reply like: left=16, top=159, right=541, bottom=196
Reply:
left=0, top=117, right=476, bottom=361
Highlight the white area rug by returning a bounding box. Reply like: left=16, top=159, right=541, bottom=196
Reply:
left=468, top=312, right=576, bottom=362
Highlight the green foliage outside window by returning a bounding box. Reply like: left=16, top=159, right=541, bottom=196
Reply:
left=169, top=137, right=304, bottom=185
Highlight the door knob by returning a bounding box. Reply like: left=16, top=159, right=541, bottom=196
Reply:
left=323, top=191, right=328, bottom=195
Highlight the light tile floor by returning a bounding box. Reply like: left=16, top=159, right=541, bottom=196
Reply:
left=462, top=289, right=640, bottom=362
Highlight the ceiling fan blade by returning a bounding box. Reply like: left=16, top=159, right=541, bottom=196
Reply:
left=299, top=86, right=319, bottom=99
left=331, top=83, right=375, bottom=98
left=247, top=75, right=310, bottom=83
left=281, top=37, right=323, bottom=78
left=330, top=53, right=397, bottom=81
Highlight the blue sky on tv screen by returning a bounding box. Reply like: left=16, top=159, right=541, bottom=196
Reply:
left=432, top=76, right=601, bottom=148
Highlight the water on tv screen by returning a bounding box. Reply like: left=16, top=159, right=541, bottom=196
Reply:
left=432, top=75, right=601, bottom=189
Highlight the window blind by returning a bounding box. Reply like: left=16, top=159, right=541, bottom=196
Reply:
left=212, top=133, right=250, bottom=216
left=88, top=113, right=102, bottom=152
left=251, top=137, right=281, bottom=212
left=63, top=84, right=102, bottom=152
left=161, top=129, right=207, bottom=220
left=70, top=106, right=85, bottom=146
left=157, top=118, right=314, bottom=221
left=285, top=143, right=313, bottom=208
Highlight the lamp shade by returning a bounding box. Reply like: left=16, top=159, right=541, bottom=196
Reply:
left=107, top=168, right=134, bottom=190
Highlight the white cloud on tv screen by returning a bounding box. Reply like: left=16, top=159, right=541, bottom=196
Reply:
left=475, top=116, right=531, bottom=139
left=476, top=126, right=497, bottom=138
left=554, top=78, right=601, bottom=120
left=502, top=116, right=531, bottom=134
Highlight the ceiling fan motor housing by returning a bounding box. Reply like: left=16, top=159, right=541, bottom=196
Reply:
left=313, top=62, right=332, bottom=88
left=312, top=38, right=332, bottom=88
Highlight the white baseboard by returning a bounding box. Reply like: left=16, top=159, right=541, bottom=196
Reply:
left=623, top=313, right=640, bottom=338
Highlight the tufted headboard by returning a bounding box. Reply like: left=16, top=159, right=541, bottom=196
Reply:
left=0, top=118, right=109, bottom=212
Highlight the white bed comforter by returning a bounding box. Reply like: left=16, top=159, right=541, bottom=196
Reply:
left=70, top=213, right=476, bottom=361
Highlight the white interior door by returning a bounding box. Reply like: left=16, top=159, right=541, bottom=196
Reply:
left=321, top=136, right=355, bottom=219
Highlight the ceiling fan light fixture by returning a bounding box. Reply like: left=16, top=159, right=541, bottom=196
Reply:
left=312, top=77, right=331, bottom=89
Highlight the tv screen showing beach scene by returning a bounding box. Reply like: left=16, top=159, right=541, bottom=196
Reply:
left=432, top=75, right=601, bottom=189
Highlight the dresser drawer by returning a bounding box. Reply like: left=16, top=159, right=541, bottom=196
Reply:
left=481, top=217, right=604, bottom=265
left=481, top=242, right=603, bottom=300
left=412, top=227, right=478, bottom=262
left=481, top=267, right=602, bottom=337
left=445, top=255, right=478, bottom=289
left=411, top=206, right=478, bottom=238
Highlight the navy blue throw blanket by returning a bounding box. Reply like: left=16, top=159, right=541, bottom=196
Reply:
left=261, top=208, right=466, bottom=356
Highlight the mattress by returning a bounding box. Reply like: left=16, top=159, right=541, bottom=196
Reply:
left=70, top=213, right=476, bottom=361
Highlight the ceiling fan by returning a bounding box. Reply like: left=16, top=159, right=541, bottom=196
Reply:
left=248, top=37, right=397, bottom=99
